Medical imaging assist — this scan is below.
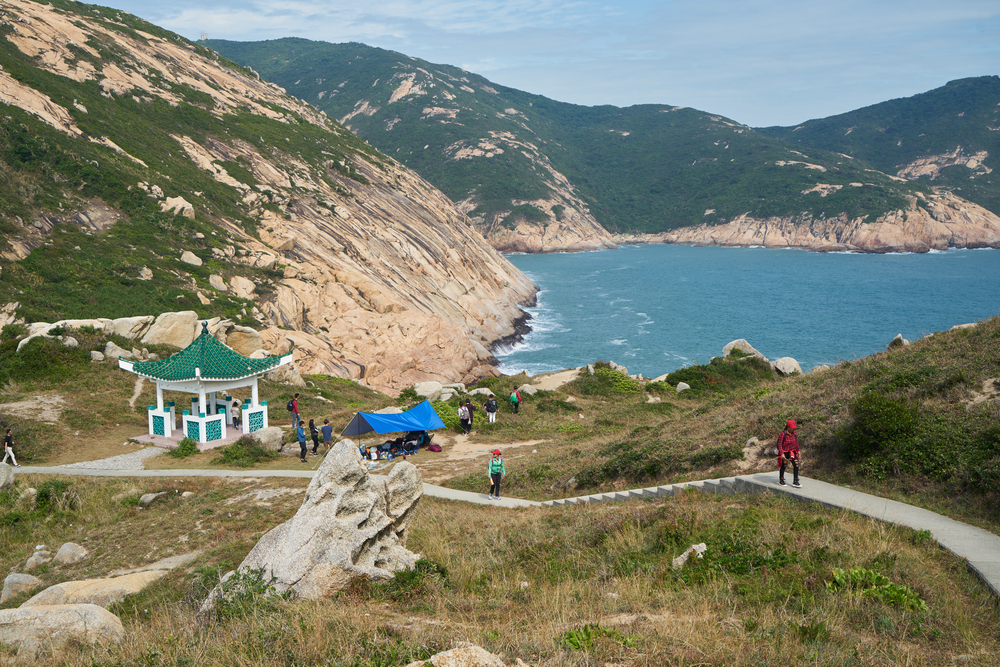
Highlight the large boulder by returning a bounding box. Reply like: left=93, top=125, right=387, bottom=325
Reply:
left=0, top=604, right=124, bottom=658
left=226, top=326, right=263, bottom=356
left=205, top=439, right=422, bottom=604
left=109, top=315, right=154, bottom=339
left=265, top=361, right=306, bottom=387
left=0, top=463, right=14, bottom=491
left=1, top=574, right=42, bottom=604
left=141, top=311, right=199, bottom=348
left=250, top=427, right=284, bottom=451
left=722, top=339, right=768, bottom=361
left=413, top=381, right=443, bottom=402
left=21, top=571, right=168, bottom=608
left=771, top=357, right=802, bottom=376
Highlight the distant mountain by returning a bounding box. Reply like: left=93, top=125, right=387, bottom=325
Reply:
left=0, top=0, right=535, bottom=393
left=757, top=76, right=1000, bottom=218
left=205, top=39, right=1000, bottom=253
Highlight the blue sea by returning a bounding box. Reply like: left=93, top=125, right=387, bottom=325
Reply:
left=496, top=245, right=1000, bottom=378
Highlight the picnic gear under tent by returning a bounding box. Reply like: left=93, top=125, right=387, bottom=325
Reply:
left=341, top=400, right=445, bottom=437
left=119, top=321, right=293, bottom=443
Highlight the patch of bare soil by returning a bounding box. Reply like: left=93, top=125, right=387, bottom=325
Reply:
left=531, top=368, right=580, bottom=391
left=967, top=378, right=999, bottom=408
left=377, top=432, right=549, bottom=484
left=0, top=393, right=67, bottom=423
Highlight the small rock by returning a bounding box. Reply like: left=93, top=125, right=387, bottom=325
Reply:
left=1, top=574, right=43, bottom=604
left=139, top=492, right=168, bottom=508
left=676, top=382, right=691, bottom=393
left=888, top=333, right=909, bottom=349
left=179, top=251, right=202, bottom=266
left=25, top=551, right=52, bottom=571
left=61, top=336, right=78, bottom=348
left=138, top=266, right=153, bottom=280
left=54, top=543, right=89, bottom=565
left=90, top=350, right=105, bottom=362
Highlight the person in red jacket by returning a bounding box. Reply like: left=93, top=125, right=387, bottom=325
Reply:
left=777, top=419, right=801, bottom=488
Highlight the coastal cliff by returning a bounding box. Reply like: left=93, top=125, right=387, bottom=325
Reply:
left=615, top=191, right=1000, bottom=253
left=0, top=0, right=536, bottom=394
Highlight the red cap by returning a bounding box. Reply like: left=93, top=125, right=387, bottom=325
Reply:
left=493, top=449, right=501, bottom=455
left=787, top=420, right=797, bottom=430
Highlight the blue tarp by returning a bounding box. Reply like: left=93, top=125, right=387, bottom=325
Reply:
left=340, top=400, right=446, bottom=437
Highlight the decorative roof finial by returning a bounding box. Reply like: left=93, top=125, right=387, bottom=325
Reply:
left=202, top=321, right=209, bottom=334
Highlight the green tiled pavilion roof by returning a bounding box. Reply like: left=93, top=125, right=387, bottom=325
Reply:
left=129, top=324, right=284, bottom=381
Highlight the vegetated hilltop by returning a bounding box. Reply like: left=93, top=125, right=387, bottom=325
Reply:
left=758, top=76, right=1000, bottom=221
left=0, top=0, right=536, bottom=395
left=205, top=38, right=1000, bottom=254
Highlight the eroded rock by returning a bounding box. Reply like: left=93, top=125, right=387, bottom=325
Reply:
left=0, top=604, right=124, bottom=658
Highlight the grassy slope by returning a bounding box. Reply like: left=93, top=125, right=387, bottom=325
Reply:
left=2, top=315, right=1000, bottom=664
left=204, top=38, right=930, bottom=234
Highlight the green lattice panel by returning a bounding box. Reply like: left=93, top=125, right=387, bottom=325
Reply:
left=248, top=411, right=264, bottom=433
left=206, top=419, right=222, bottom=442
left=186, top=420, right=200, bottom=441
left=152, top=415, right=165, bottom=437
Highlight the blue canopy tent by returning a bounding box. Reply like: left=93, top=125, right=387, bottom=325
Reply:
left=341, top=400, right=445, bottom=437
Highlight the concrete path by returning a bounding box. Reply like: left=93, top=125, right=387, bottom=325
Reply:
left=10, top=466, right=996, bottom=595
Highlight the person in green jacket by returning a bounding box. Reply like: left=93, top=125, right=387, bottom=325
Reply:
left=488, top=449, right=506, bottom=500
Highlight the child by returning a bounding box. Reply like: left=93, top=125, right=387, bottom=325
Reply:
left=488, top=449, right=506, bottom=500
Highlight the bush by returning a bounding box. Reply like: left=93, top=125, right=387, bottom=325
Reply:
left=211, top=436, right=279, bottom=467
left=0, top=323, right=26, bottom=341
left=664, top=356, right=774, bottom=395
left=571, top=362, right=641, bottom=396
left=842, top=392, right=917, bottom=461
left=169, top=437, right=199, bottom=458
left=35, top=479, right=78, bottom=513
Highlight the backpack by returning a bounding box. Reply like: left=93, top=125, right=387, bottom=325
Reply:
left=458, top=405, right=469, bottom=420
left=286, top=399, right=294, bottom=412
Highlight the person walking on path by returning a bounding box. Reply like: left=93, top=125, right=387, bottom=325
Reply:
left=509, top=389, right=521, bottom=414
left=488, top=449, right=506, bottom=499
left=458, top=402, right=471, bottom=435
left=308, top=419, right=320, bottom=455
left=321, top=419, right=333, bottom=454
left=296, top=421, right=308, bottom=463
left=231, top=403, right=240, bottom=430
left=777, top=419, right=801, bottom=488
left=2, top=429, right=20, bottom=467
left=483, top=395, right=498, bottom=424
left=464, top=399, right=477, bottom=430
left=291, top=393, right=301, bottom=428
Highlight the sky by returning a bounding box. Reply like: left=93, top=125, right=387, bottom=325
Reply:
left=98, top=0, right=1000, bottom=127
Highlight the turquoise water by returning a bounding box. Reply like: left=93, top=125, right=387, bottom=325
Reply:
left=497, top=245, right=1000, bottom=377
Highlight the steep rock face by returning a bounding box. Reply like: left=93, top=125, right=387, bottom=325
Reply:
left=616, top=192, right=1000, bottom=253
left=0, top=0, right=536, bottom=394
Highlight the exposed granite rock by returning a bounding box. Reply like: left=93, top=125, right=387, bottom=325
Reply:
left=1, top=574, right=42, bottom=604
left=0, top=604, right=124, bottom=657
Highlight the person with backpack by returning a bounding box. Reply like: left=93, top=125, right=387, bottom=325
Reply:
left=289, top=393, right=301, bottom=428
left=464, top=399, right=477, bottom=429
left=296, top=421, right=308, bottom=463
left=483, top=395, right=498, bottom=423
left=777, top=419, right=801, bottom=488
left=458, top=402, right=471, bottom=435
left=2, top=428, right=20, bottom=467
left=509, top=389, right=521, bottom=414
left=488, top=449, right=506, bottom=500
left=308, top=419, right=320, bottom=456
left=321, top=418, right=334, bottom=454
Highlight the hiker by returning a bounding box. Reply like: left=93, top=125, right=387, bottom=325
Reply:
left=509, top=388, right=521, bottom=414
left=291, top=393, right=301, bottom=428
left=777, top=419, right=801, bottom=488
left=484, top=394, right=498, bottom=423
left=2, top=428, right=19, bottom=467
left=321, top=419, right=333, bottom=453
left=231, top=403, right=240, bottom=430
left=458, top=402, right=471, bottom=435
left=296, top=421, right=308, bottom=463
left=309, top=419, right=320, bottom=456
left=465, top=399, right=477, bottom=429
left=488, top=449, right=506, bottom=499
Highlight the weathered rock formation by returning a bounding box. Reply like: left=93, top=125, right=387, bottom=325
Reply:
left=614, top=191, right=1000, bottom=253
left=0, top=0, right=537, bottom=395
left=0, top=604, right=124, bottom=658
left=207, top=439, right=422, bottom=605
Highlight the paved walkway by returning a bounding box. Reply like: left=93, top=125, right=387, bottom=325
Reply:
left=9, top=465, right=997, bottom=596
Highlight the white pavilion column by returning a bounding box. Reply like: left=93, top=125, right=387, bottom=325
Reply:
left=156, top=384, right=164, bottom=411
left=210, top=391, right=217, bottom=414
left=252, top=378, right=259, bottom=407
left=198, top=388, right=206, bottom=416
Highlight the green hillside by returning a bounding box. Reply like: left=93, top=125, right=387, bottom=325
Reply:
left=758, top=76, right=1000, bottom=216
left=205, top=38, right=931, bottom=234
left=0, top=3, right=380, bottom=324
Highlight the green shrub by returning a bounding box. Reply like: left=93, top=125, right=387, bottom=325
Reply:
left=827, top=566, right=928, bottom=612
left=35, top=479, right=77, bottom=513
left=169, top=437, right=199, bottom=458
left=211, top=436, right=279, bottom=467
left=431, top=400, right=463, bottom=433
left=571, top=362, right=641, bottom=396
left=664, top=355, right=774, bottom=395
left=841, top=392, right=917, bottom=461
left=371, top=558, right=449, bottom=602
left=210, top=568, right=291, bottom=621
left=0, top=323, right=26, bottom=341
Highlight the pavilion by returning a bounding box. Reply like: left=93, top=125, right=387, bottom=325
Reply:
left=119, top=322, right=293, bottom=444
